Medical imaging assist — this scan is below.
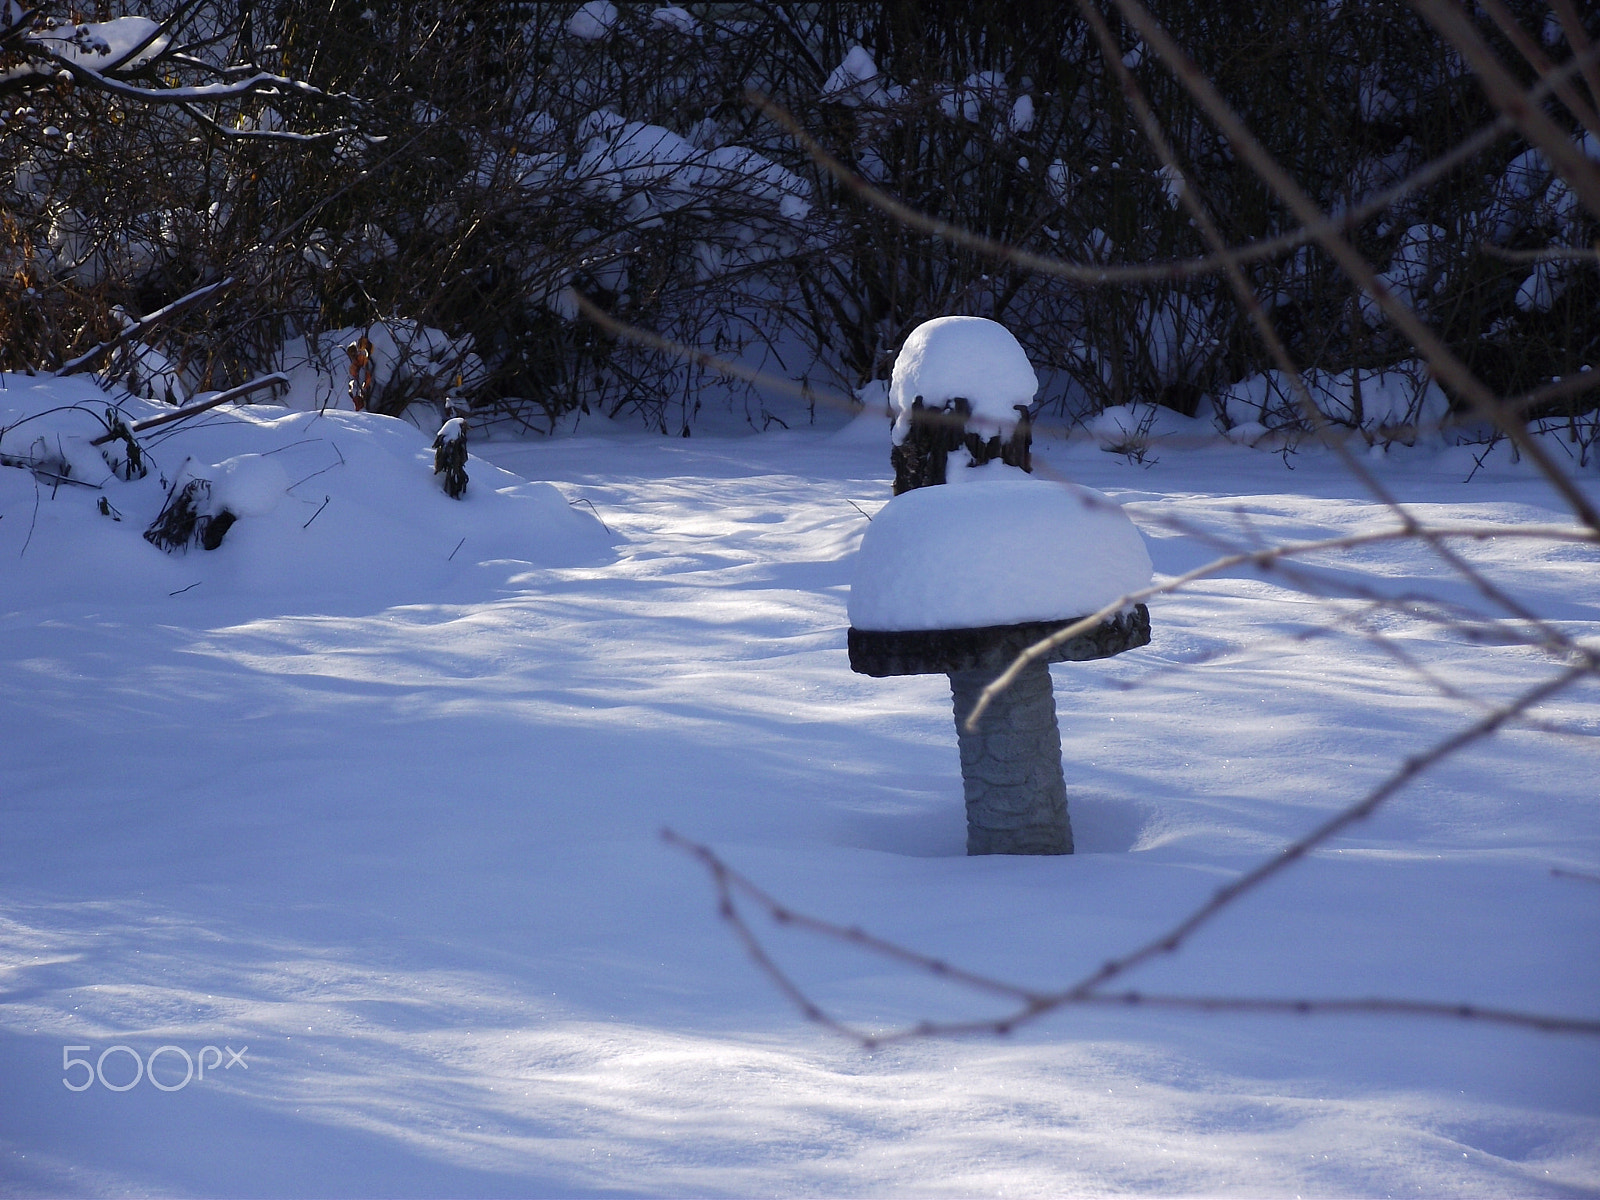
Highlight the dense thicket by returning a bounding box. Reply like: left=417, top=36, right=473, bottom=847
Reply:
left=2, top=1, right=1596, bottom=438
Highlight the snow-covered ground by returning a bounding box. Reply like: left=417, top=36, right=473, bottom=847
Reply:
left=2, top=375, right=1598, bottom=1197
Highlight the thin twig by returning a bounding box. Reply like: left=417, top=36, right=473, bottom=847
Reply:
left=569, top=497, right=612, bottom=534
left=668, top=715, right=1600, bottom=1046
left=1551, top=867, right=1600, bottom=885
left=286, top=458, right=344, bottom=493
left=573, top=291, right=857, bottom=415
left=1413, top=0, right=1600, bottom=219
left=967, top=521, right=1597, bottom=731
left=664, top=665, right=1597, bottom=1045
left=19, top=472, right=40, bottom=557
left=301, top=495, right=330, bottom=529
left=1479, top=242, right=1600, bottom=265
left=1052, top=664, right=1592, bottom=1004
left=744, top=44, right=1600, bottom=288
left=1479, top=0, right=1600, bottom=141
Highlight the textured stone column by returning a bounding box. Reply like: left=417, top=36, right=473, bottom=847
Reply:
left=948, top=659, right=1072, bottom=855
left=849, top=607, right=1148, bottom=857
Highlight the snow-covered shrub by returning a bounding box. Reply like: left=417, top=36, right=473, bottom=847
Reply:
left=1217, top=362, right=1450, bottom=444
left=1359, top=224, right=1449, bottom=327
left=210, top=1, right=844, bottom=434
left=3, top=0, right=1593, bottom=441
left=0, top=4, right=354, bottom=387
left=283, top=321, right=486, bottom=420
left=143, top=476, right=233, bottom=553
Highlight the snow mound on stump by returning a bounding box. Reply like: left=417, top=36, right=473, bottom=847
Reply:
left=889, top=316, right=1038, bottom=444
left=211, top=454, right=290, bottom=517
left=849, top=478, right=1152, bottom=632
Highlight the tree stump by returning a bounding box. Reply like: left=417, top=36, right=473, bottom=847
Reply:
left=433, top=417, right=468, bottom=498
left=891, top=397, right=1033, bottom=494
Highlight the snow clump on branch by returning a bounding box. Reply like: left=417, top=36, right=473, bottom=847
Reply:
left=821, top=46, right=891, bottom=107
left=566, top=2, right=617, bottom=42
left=570, top=110, right=811, bottom=220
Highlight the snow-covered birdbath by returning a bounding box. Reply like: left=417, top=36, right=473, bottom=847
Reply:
left=849, top=480, right=1152, bottom=854
left=850, top=317, right=1153, bottom=855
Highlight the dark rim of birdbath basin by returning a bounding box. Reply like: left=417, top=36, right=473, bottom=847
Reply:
left=848, top=604, right=1150, bottom=678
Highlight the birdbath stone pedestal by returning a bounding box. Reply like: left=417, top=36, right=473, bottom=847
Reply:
left=849, top=607, right=1150, bottom=855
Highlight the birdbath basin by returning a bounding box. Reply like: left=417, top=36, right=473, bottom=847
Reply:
left=848, top=478, right=1152, bottom=855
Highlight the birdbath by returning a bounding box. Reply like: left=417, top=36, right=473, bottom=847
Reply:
left=848, top=317, right=1153, bottom=855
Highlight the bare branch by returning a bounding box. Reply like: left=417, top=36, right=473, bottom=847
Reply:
left=57, top=278, right=235, bottom=376
left=1415, top=0, right=1600, bottom=219
left=1479, top=241, right=1600, bottom=265
left=1551, top=867, right=1600, bottom=885
left=966, top=519, right=1597, bottom=731
left=1552, top=0, right=1600, bottom=119
left=744, top=42, right=1600, bottom=288
left=1051, top=663, right=1593, bottom=1001
left=1073, top=0, right=1397, bottom=515
left=87, top=373, right=287, bottom=444
left=1479, top=0, right=1600, bottom=141
left=178, top=100, right=353, bottom=144
left=667, top=717, right=1600, bottom=1048
left=26, top=47, right=336, bottom=105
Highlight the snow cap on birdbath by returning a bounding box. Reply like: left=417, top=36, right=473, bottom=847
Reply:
left=850, top=479, right=1152, bottom=633
left=888, top=316, right=1040, bottom=492
left=848, top=477, right=1153, bottom=855
left=889, top=316, right=1038, bottom=444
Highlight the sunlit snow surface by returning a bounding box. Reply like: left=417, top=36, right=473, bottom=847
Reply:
left=1, top=376, right=1598, bottom=1196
